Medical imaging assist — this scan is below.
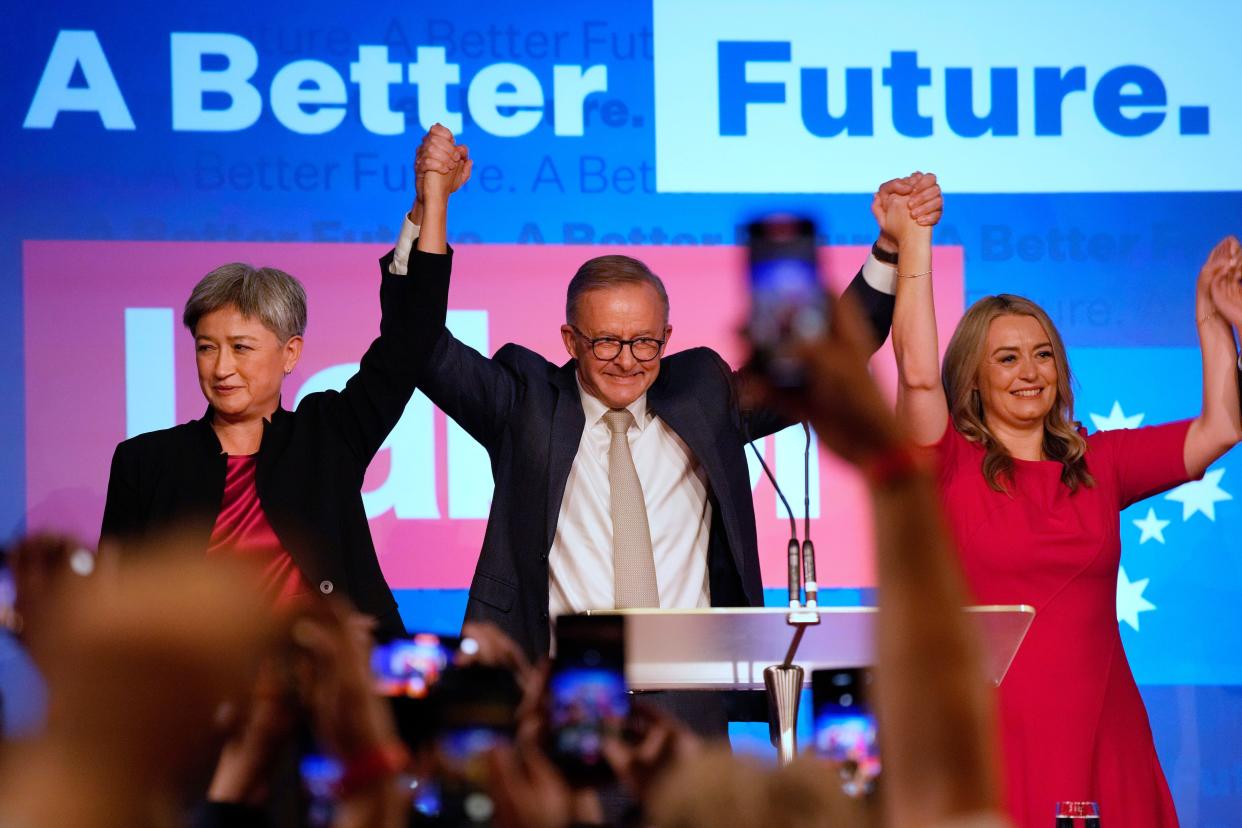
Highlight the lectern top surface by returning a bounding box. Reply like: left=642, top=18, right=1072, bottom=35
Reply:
left=576, top=605, right=1035, bottom=690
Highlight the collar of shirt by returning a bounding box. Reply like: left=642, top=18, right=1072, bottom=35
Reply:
left=575, top=376, right=652, bottom=433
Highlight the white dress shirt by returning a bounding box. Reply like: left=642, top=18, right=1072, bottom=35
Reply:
left=549, top=382, right=713, bottom=618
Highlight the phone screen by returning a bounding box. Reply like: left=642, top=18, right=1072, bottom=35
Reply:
left=304, top=650, right=519, bottom=826
left=369, top=632, right=462, bottom=779
left=430, top=665, right=523, bottom=825
left=747, top=215, right=830, bottom=387
left=299, top=753, right=442, bottom=826
left=371, top=633, right=459, bottom=699
left=548, top=615, right=629, bottom=786
left=811, top=667, right=880, bottom=798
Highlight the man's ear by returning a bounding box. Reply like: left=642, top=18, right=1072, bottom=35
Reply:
left=560, top=325, right=578, bottom=360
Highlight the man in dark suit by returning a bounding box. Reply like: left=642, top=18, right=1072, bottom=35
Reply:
left=394, top=126, right=942, bottom=660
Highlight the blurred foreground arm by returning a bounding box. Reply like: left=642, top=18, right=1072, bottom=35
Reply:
left=0, top=549, right=276, bottom=828
left=293, top=603, right=408, bottom=828
left=758, top=297, right=1001, bottom=826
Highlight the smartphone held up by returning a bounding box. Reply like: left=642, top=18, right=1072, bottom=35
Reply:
left=746, top=215, right=832, bottom=388
left=811, top=667, right=881, bottom=798
left=547, top=614, right=630, bottom=787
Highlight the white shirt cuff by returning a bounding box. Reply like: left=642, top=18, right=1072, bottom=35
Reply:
left=861, top=252, right=897, bottom=296
left=388, top=211, right=421, bottom=275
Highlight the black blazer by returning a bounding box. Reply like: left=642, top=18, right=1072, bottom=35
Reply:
left=99, top=260, right=450, bottom=639
left=408, top=248, right=894, bottom=658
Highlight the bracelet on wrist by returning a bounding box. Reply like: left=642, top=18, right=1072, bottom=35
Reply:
left=897, top=269, right=932, bottom=279
left=860, top=444, right=928, bottom=488
left=871, top=241, right=899, bottom=265
left=337, top=742, right=410, bottom=799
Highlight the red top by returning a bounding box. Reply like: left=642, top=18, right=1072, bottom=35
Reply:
left=207, top=454, right=310, bottom=605
left=935, top=419, right=1192, bottom=828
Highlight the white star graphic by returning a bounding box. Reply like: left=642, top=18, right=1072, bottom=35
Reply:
left=1132, top=508, right=1171, bottom=544
left=1090, top=401, right=1145, bottom=431
left=1165, top=468, right=1233, bottom=521
left=1117, top=566, right=1156, bottom=631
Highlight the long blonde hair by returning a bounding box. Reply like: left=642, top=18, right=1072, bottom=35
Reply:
left=941, top=294, right=1093, bottom=493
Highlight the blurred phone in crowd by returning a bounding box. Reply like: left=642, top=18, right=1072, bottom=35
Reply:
left=424, top=665, right=522, bottom=825
left=299, top=747, right=344, bottom=828
left=374, top=633, right=461, bottom=756
left=547, top=614, right=629, bottom=787
left=746, top=214, right=832, bottom=388
left=301, top=631, right=523, bottom=826
left=372, top=633, right=459, bottom=699
left=811, top=667, right=881, bottom=798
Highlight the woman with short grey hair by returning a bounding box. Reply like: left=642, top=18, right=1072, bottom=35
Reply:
left=183, top=263, right=309, bottom=344
left=100, top=192, right=457, bottom=635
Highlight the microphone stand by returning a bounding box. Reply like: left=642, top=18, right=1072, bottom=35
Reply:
left=749, top=425, right=821, bottom=766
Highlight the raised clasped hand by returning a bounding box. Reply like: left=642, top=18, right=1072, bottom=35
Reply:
left=1201, top=235, right=1242, bottom=327
left=872, top=171, right=942, bottom=251
left=415, top=122, right=473, bottom=205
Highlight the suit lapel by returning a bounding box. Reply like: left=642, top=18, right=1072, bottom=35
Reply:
left=545, top=363, right=586, bottom=552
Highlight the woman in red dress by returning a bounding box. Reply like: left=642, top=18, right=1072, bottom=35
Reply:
left=884, top=175, right=1242, bottom=828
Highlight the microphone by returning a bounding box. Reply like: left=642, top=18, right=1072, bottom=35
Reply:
left=802, top=423, right=818, bottom=608
left=745, top=425, right=802, bottom=608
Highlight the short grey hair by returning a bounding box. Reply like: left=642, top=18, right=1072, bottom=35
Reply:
left=183, top=263, right=308, bottom=342
left=565, top=255, right=669, bottom=326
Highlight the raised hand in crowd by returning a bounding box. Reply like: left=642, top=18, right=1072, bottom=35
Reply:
left=292, top=600, right=408, bottom=828
left=200, top=598, right=415, bottom=828
left=646, top=746, right=867, bottom=828
left=486, top=663, right=604, bottom=828
left=3, top=532, right=97, bottom=655
left=205, top=659, right=300, bottom=812
left=0, top=546, right=276, bottom=828
left=458, top=620, right=536, bottom=690
left=601, top=703, right=702, bottom=808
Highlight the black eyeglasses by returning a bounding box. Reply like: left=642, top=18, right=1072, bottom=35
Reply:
left=570, top=326, right=666, bottom=362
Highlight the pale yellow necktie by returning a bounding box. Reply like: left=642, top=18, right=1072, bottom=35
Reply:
left=603, top=409, right=660, bottom=608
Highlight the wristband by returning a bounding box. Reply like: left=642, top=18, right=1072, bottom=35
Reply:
left=871, top=241, right=899, bottom=266
left=860, top=444, right=926, bottom=488
left=337, top=741, right=410, bottom=799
